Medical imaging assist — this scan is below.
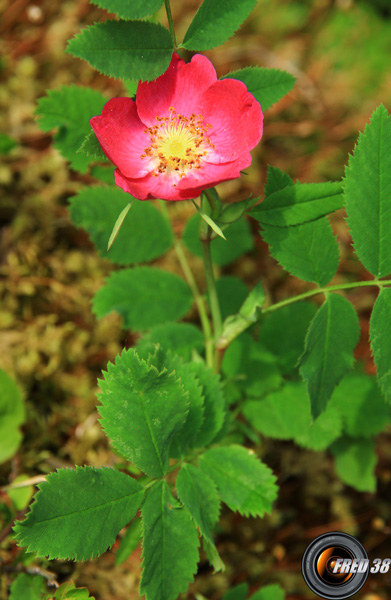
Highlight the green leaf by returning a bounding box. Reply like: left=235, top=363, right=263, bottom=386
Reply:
left=222, top=334, right=282, bottom=398
left=8, top=475, right=34, bottom=511
left=90, top=0, right=164, bottom=19
left=299, top=294, right=360, bottom=418
left=250, top=584, right=285, bottom=600
left=67, top=21, right=173, bottom=82
left=222, top=583, right=249, bottom=600
left=107, top=201, right=134, bottom=251
left=93, top=267, right=193, bottom=330
left=98, top=349, right=188, bottom=476
left=0, top=369, right=25, bottom=463
left=199, top=445, right=278, bottom=518
left=344, top=105, right=391, bottom=277
left=203, top=538, right=225, bottom=573
left=222, top=67, right=295, bottom=111
left=331, top=438, right=377, bottom=493
left=53, top=581, right=94, bottom=600
left=140, top=480, right=199, bottom=600
left=136, top=323, right=204, bottom=361
left=370, top=288, right=391, bottom=402
left=260, top=302, right=317, bottom=375
left=14, top=466, right=144, bottom=560
left=182, top=0, right=257, bottom=51
left=183, top=214, right=254, bottom=266
left=0, top=133, right=17, bottom=154
left=190, top=361, right=225, bottom=447
left=90, top=165, right=115, bottom=183
left=192, top=199, right=226, bottom=240
left=330, top=371, right=390, bottom=437
left=35, top=85, right=106, bottom=173
left=176, top=464, right=220, bottom=545
left=115, top=517, right=142, bottom=566
left=78, top=130, right=108, bottom=160
left=10, top=574, right=46, bottom=600
left=251, top=181, right=343, bottom=227
left=215, top=276, right=248, bottom=320
left=243, top=381, right=343, bottom=451
left=145, top=347, right=204, bottom=456
left=69, top=187, right=173, bottom=265
left=218, top=196, right=259, bottom=226
left=264, top=165, right=293, bottom=196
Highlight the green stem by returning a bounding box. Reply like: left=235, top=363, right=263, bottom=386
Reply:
left=217, top=278, right=391, bottom=351
left=262, top=278, right=391, bottom=314
left=201, top=234, right=222, bottom=339
left=159, top=201, right=214, bottom=368
left=164, top=0, right=178, bottom=50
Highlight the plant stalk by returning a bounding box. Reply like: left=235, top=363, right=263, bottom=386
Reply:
left=164, top=0, right=178, bottom=50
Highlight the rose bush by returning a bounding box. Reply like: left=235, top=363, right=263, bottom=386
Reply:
left=90, top=53, right=263, bottom=201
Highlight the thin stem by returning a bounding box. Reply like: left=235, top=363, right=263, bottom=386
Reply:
left=262, top=278, right=391, bottom=315
left=159, top=201, right=214, bottom=368
left=164, top=0, right=178, bottom=50
left=201, top=235, right=222, bottom=340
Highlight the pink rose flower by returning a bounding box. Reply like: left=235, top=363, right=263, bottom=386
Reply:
left=90, top=53, right=263, bottom=202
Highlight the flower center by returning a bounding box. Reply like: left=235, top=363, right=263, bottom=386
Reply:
left=141, top=107, right=214, bottom=180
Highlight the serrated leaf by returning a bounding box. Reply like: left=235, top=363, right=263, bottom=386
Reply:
left=176, top=463, right=220, bottom=545
left=251, top=181, right=343, bottom=227
left=331, top=437, right=377, bottom=492
left=190, top=361, right=225, bottom=447
left=260, top=302, right=317, bottom=375
left=199, top=445, right=278, bottom=518
left=222, top=334, right=282, bottom=398
left=243, top=381, right=342, bottom=451
left=182, top=0, right=257, bottom=51
left=90, top=0, right=164, bottom=19
left=136, top=323, right=204, bottom=361
left=98, top=348, right=188, bottom=476
left=264, top=165, right=293, bottom=197
left=69, top=187, right=173, bottom=265
left=203, top=538, right=225, bottom=573
left=0, top=369, right=25, bottom=463
left=36, top=85, right=106, bottom=173
left=261, top=217, right=339, bottom=286
left=54, top=581, right=94, bottom=599
left=183, top=214, right=254, bottom=266
left=330, top=371, right=390, bottom=437
left=145, top=347, right=204, bottom=456
left=251, top=584, right=285, bottom=600
left=93, top=267, right=192, bottom=330
left=67, top=21, right=173, bottom=82
left=222, top=583, right=249, bottom=600
left=14, top=466, right=144, bottom=560
left=78, top=130, right=108, bottom=160
left=344, top=105, right=391, bottom=277
left=10, top=574, right=46, bottom=600
left=370, top=288, right=391, bottom=402
left=115, top=517, right=142, bottom=566
left=222, top=67, right=295, bottom=111
left=140, top=480, right=199, bottom=600
left=299, top=294, right=360, bottom=418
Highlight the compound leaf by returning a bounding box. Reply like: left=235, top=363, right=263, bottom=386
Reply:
left=115, top=517, right=142, bottom=566
left=36, top=85, right=106, bottom=173
left=182, top=0, right=257, bottom=51
left=190, top=361, right=225, bottom=447
left=251, top=181, right=343, bottom=227
left=176, top=463, right=220, bottom=545
left=199, top=445, right=277, bottom=518
left=67, top=21, right=173, bottom=81
left=93, top=267, right=193, bottom=330
left=14, top=466, right=144, bottom=560
left=98, top=349, right=188, bottom=477
left=140, top=480, right=199, bottom=600
left=344, top=105, right=391, bottom=278
left=370, top=287, right=391, bottom=402
left=9, top=574, right=46, bottom=600
left=299, top=294, right=360, bottom=418
left=331, top=437, right=377, bottom=493
left=69, top=186, right=173, bottom=265
left=222, top=67, right=295, bottom=111
left=91, top=0, right=164, bottom=19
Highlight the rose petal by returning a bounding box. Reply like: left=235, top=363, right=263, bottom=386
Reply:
left=90, top=98, right=152, bottom=179
left=136, top=53, right=217, bottom=126
left=197, top=78, right=263, bottom=164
